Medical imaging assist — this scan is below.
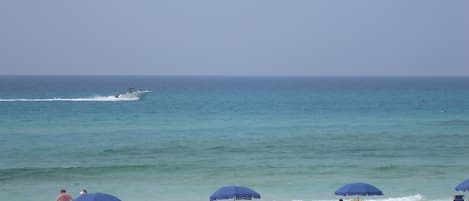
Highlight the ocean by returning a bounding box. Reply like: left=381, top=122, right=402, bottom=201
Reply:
left=1, top=76, right=469, bottom=201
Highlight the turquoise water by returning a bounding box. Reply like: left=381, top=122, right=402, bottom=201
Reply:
left=1, top=76, right=469, bottom=201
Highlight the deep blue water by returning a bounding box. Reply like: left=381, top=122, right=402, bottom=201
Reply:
left=1, top=76, right=469, bottom=201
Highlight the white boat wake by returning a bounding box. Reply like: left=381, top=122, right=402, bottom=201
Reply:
left=0, top=95, right=139, bottom=102
left=0, top=88, right=151, bottom=102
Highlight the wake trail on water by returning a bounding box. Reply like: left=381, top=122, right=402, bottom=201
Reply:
left=0, top=95, right=139, bottom=102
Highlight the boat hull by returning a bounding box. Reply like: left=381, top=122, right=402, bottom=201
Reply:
left=116, top=90, right=151, bottom=99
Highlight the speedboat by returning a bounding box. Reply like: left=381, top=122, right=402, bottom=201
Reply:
left=114, top=88, right=151, bottom=99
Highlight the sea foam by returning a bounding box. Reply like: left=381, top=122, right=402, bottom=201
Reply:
left=314, top=194, right=442, bottom=201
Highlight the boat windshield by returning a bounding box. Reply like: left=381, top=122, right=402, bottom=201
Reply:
left=127, top=88, right=138, bottom=93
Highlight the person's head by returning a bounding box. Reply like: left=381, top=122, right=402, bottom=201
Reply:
left=339, top=199, right=343, bottom=201
left=60, top=189, right=66, bottom=194
left=80, top=189, right=87, bottom=195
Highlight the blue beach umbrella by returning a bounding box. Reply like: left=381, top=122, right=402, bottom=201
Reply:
left=335, top=183, right=383, bottom=201
left=210, top=186, right=261, bottom=201
left=456, top=180, right=469, bottom=191
left=74, top=193, right=122, bottom=201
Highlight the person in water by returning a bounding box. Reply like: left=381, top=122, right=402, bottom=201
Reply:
left=56, top=189, right=73, bottom=201
left=80, top=189, right=88, bottom=195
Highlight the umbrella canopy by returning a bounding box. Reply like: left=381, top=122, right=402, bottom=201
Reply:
left=74, top=193, right=121, bottom=201
left=335, top=183, right=384, bottom=196
left=210, top=186, right=261, bottom=201
left=455, top=180, right=469, bottom=191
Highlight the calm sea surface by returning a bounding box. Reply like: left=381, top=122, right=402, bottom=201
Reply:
left=1, top=76, right=469, bottom=201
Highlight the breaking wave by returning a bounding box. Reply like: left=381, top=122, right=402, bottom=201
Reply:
left=366, top=194, right=425, bottom=201
left=316, top=194, right=443, bottom=201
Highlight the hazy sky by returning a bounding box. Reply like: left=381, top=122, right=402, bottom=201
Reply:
left=1, top=0, right=468, bottom=76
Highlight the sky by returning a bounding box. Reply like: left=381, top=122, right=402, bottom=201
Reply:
left=0, top=0, right=468, bottom=76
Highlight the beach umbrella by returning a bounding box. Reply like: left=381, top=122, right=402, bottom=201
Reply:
left=74, top=192, right=122, bottom=201
left=335, top=182, right=383, bottom=201
left=456, top=180, right=469, bottom=191
left=210, top=186, right=261, bottom=201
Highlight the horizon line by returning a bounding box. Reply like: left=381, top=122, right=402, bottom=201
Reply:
left=1, top=74, right=469, bottom=78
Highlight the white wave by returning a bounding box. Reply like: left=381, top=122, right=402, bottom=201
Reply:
left=0, top=95, right=139, bottom=102
left=367, top=194, right=425, bottom=201
left=314, top=194, right=444, bottom=201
